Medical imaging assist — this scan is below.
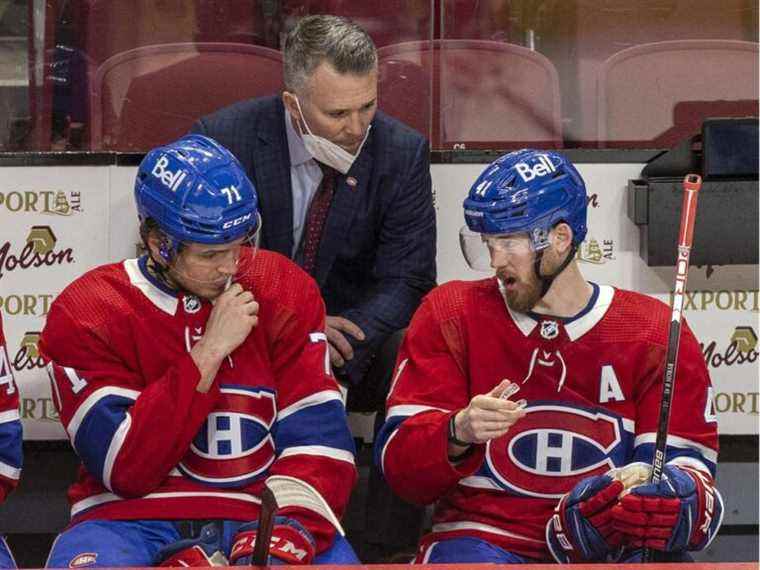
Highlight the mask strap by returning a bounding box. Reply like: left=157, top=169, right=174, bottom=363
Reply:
left=292, top=96, right=314, bottom=137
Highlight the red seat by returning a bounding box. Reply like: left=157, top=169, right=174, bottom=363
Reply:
left=90, top=42, right=283, bottom=151
left=597, top=39, right=759, bottom=147
left=378, top=39, right=562, bottom=149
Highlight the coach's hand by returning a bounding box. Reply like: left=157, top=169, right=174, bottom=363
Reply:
left=452, top=380, right=526, bottom=446
left=547, top=474, right=625, bottom=563
left=611, top=464, right=724, bottom=552
left=326, top=315, right=365, bottom=368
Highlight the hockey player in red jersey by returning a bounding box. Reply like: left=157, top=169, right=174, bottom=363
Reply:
left=376, top=149, right=723, bottom=564
left=0, top=312, right=22, bottom=569
left=40, top=135, right=359, bottom=567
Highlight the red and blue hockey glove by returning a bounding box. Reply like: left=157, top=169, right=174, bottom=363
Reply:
left=229, top=516, right=316, bottom=566
left=612, top=464, right=724, bottom=552
left=155, top=522, right=228, bottom=566
left=546, top=474, right=625, bottom=563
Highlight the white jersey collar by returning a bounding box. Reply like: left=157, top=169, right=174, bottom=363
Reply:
left=501, top=281, right=615, bottom=341
left=123, top=258, right=179, bottom=315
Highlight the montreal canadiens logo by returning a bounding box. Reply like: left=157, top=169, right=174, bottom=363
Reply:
left=69, top=553, right=97, bottom=568
left=178, top=387, right=276, bottom=487
left=485, top=404, right=626, bottom=498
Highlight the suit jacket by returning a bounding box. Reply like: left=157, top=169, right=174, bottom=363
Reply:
left=192, top=96, right=436, bottom=384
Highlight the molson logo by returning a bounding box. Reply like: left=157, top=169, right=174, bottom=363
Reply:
left=0, top=226, right=75, bottom=280
left=576, top=236, right=614, bottom=265
left=0, top=190, right=82, bottom=215
left=12, top=331, right=45, bottom=371
left=700, top=326, right=758, bottom=369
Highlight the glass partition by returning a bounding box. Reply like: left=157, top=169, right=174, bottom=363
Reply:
left=0, top=1, right=756, bottom=152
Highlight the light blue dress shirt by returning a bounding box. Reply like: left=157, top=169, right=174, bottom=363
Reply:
left=284, top=112, right=324, bottom=258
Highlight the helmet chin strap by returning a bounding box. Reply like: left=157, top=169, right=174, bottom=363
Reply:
left=533, top=244, right=578, bottom=298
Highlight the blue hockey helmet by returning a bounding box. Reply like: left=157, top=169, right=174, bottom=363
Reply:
left=135, top=134, right=260, bottom=254
left=460, top=149, right=587, bottom=270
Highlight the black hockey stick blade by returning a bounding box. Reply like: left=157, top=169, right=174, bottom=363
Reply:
left=252, top=486, right=279, bottom=566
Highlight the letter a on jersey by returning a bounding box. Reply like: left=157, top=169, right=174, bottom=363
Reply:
left=599, top=365, right=625, bottom=403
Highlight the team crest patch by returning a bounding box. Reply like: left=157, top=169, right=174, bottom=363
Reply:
left=540, top=320, right=559, bottom=339
left=69, top=553, right=97, bottom=567
left=183, top=295, right=201, bottom=314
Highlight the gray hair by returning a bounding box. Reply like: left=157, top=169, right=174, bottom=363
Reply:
left=283, top=15, right=377, bottom=93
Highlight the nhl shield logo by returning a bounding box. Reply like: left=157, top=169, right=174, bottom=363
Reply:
left=183, top=295, right=201, bottom=314
left=540, top=320, right=559, bottom=340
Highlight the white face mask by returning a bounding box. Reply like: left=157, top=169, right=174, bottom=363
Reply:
left=293, top=97, right=371, bottom=175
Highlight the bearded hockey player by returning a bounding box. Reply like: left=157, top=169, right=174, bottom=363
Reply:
left=40, top=135, right=358, bottom=566
left=375, top=149, right=723, bottom=564
left=0, top=312, right=22, bottom=569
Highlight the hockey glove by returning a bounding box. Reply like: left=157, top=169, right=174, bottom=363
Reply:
left=546, top=473, right=624, bottom=563
left=155, top=522, right=228, bottom=567
left=611, top=464, right=724, bottom=552
left=229, top=516, right=316, bottom=566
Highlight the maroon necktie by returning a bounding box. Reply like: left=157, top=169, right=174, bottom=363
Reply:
left=301, top=164, right=336, bottom=275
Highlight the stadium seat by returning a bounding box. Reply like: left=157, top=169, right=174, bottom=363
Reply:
left=89, top=42, right=283, bottom=151
left=597, top=39, right=759, bottom=147
left=377, top=39, right=563, bottom=149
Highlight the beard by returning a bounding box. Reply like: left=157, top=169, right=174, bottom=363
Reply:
left=498, top=269, right=543, bottom=313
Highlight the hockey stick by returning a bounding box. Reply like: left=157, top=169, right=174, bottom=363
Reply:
left=251, top=486, right=278, bottom=566
left=642, top=173, right=702, bottom=562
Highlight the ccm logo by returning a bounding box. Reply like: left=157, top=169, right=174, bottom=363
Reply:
left=222, top=213, right=253, bottom=229
left=515, top=154, right=556, bottom=182
left=151, top=155, right=188, bottom=192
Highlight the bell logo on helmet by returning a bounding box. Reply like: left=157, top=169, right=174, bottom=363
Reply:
left=222, top=213, right=253, bottom=230
left=151, top=155, right=188, bottom=192
left=514, top=154, right=556, bottom=183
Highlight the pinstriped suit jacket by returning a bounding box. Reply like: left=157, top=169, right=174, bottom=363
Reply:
left=192, top=96, right=436, bottom=385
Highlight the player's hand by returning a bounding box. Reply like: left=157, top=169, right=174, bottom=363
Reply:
left=229, top=516, right=316, bottom=566
left=204, top=283, right=259, bottom=356
left=611, top=464, right=724, bottom=552
left=546, top=473, right=625, bottom=563
left=325, top=315, right=365, bottom=368
left=453, top=379, right=526, bottom=445
left=191, top=284, right=258, bottom=389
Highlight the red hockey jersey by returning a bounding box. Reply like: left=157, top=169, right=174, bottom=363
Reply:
left=377, top=278, right=718, bottom=560
left=0, top=312, right=22, bottom=503
left=40, top=249, right=356, bottom=552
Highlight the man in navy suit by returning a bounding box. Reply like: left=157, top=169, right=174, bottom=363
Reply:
left=192, top=14, right=435, bottom=562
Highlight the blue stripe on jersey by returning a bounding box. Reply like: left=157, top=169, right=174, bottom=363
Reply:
left=633, top=442, right=716, bottom=477
left=373, top=415, right=406, bottom=474
left=73, top=394, right=136, bottom=483
left=274, top=400, right=355, bottom=456
left=0, top=419, right=22, bottom=471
